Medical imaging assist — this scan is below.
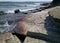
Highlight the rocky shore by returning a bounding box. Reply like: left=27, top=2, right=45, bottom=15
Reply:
left=0, top=6, right=60, bottom=43
left=13, top=6, right=60, bottom=43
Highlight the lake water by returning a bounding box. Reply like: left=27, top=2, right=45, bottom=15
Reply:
left=0, top=2, right=42, bottom=12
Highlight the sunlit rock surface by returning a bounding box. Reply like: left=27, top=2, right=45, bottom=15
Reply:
left=24, top=37, right=50, bottom=43
left=0, top=6, right=60, bottom=43
left=15, top=7, right=60, bottom=43
left=0, top=32, right=21, bottom=43
left=49, top=6, right=60, bottom=19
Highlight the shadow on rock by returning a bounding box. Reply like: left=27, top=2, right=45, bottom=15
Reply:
left=44, top=16, right=60, bottom=43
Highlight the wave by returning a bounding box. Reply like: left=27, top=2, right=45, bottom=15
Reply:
left=5, top=8, right=37, bottom=13
left=5, top=9, right=14, bottom=13
left=0, top=2, right=41, bottom=13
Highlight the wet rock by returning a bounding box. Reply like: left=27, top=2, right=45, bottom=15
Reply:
left=14, top=9, right=20, bottom=13
left=0, top=11, right=6, bottom=15
left=16, top=11, right=48, bottom=35
left=0, top=32, right=21, bottom=43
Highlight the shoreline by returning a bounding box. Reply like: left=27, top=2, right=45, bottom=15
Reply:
left=0, top=4, right=54, bottom=34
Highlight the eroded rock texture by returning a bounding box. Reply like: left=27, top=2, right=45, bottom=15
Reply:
left=14, top=7, right=60, bottom=43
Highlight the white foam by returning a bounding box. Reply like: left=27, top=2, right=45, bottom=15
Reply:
left=5, top=8, right=37, bottom=13
left=5, top=10, right=14, bottom=13
left=20, top=8, right=36, bottom=12
left=4, top=3, right=41, bottom=13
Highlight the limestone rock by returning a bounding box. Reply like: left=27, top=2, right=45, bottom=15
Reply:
left=15, top=10, right=48, bottom=35
left=49, top=6, right=60, bottom=19
left=0, top=32, right=21, bottom=43
left=15, top=8, right=60, bottom=43
left=24, top=37, right=50, bottom=43
left=15, top=10, right=49, bottom=43
left=6, top=35, right=21, bottom=43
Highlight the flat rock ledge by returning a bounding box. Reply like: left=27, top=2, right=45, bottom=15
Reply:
left=15, top=6, right=60, bottom=43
